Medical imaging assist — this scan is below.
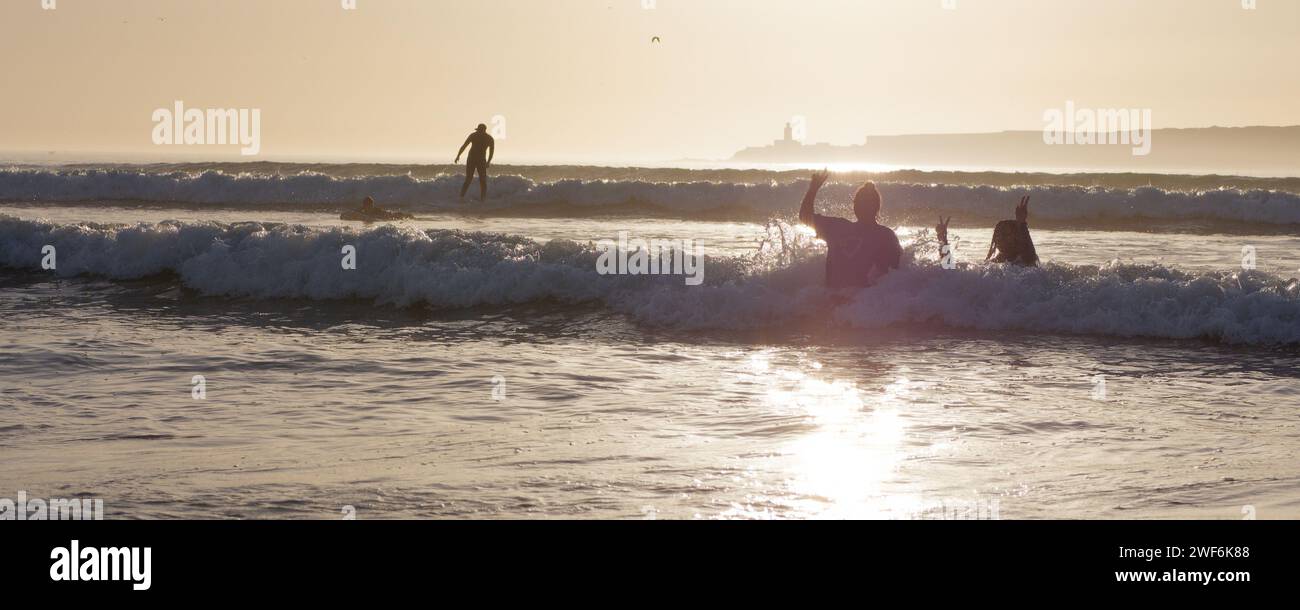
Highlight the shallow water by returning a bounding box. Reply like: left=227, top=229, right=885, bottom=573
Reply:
left=2, top=273, right=1297, bottom=519
left=3, top=172, right=1299, bottom=519
left=7, top=204, right=1300, bottom=273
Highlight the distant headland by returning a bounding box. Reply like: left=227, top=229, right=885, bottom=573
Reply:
left=731, top=123, right=1300, bottom=175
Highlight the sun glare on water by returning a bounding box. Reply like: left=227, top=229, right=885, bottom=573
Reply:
left=747, top=359, right=920, bottom=519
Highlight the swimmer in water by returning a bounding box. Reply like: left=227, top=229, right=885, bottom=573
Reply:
left=985, top=196, right=1039, bottom=266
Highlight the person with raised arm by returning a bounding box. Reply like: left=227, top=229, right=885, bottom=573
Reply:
left=935, top=196, right=1039, bottom=267
left=798, top=169, right=902, bottom=288
left=985, top=196, right=1039, bottom=266
left=936, top=215, right=953, bottom=265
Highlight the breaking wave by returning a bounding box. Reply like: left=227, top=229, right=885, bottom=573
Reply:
left=3, top=167, right=1300, bottom=227
left=3, top=215, right=1298, bottom=345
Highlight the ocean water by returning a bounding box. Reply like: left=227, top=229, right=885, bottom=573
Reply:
left=2, top=164, right=1298, bottom=519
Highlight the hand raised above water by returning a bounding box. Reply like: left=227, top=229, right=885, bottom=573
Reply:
left=936, top=215, right=951, bottom=244
left=809, top=168, right=830, bottom=190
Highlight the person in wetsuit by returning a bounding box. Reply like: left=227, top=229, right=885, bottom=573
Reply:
left=455, top=124, right=496, bottom=202
left=935, top=195, right=1039, bottom=267
left=985, top=195, right=1038, bottom=266
left=341, top=196, right=408, bottom=222
left=798, top=169, right=902, bottom=289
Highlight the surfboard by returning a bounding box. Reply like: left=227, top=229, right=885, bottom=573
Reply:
left=340, top=209, right=414, bottom=222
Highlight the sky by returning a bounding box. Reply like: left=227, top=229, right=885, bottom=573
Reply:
left=1, top=0, right=1297, bottom=163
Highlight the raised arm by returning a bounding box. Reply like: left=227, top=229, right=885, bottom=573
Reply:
left=987, top=195, right=1037, bottom=264
left=799, top=169, right=830, bottom=226
left=936, top=216, right=951, bottom=263
left=1014, top=196, right=1038, bottom=265
left=454, top=135, right=471, bottom=163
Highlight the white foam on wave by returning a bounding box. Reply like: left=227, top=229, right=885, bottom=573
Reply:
left=2, top=216, right=1298, bottom=345
left=833, top=262, right=1300, bottom=345
left=3, top=168, right=1300, bottom=226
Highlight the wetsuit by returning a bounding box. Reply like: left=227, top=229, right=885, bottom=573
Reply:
left=460, top=131, right=495, bottom=199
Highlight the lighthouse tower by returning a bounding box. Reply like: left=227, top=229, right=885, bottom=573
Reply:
left=775, top=122, right=799, bottom=148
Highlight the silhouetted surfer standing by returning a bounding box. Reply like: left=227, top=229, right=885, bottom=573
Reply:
left=455, top=123, right=496, bottom=202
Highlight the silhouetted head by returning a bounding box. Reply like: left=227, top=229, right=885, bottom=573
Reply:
left=991, top=221, right=1017, bottom=255
left=989, top=219, right=1037, bottom=265
left=852, top=182, right=882, bottom=222
left=476, top=124, right=488, bottom=132
left=362, top=196, right=375, bottom=210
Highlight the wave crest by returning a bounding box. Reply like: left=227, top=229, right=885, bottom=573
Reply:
left=3, top=216, right=1298, bottom=345
left=4, top=168, right=1300, bottom=227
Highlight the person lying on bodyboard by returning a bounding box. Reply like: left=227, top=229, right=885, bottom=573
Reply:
left=340, top=197, right=413, bottom=222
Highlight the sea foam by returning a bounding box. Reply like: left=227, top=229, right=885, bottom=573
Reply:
left=3, top=168, right=1300, bottom=227
left=3, top=216, right=1298, bottom=345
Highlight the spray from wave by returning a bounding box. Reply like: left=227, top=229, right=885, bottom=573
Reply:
left=3, top=215, right=1298, bottom=345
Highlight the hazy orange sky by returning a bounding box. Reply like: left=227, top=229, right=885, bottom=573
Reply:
left=2, top=0, right=1297, bottom=163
